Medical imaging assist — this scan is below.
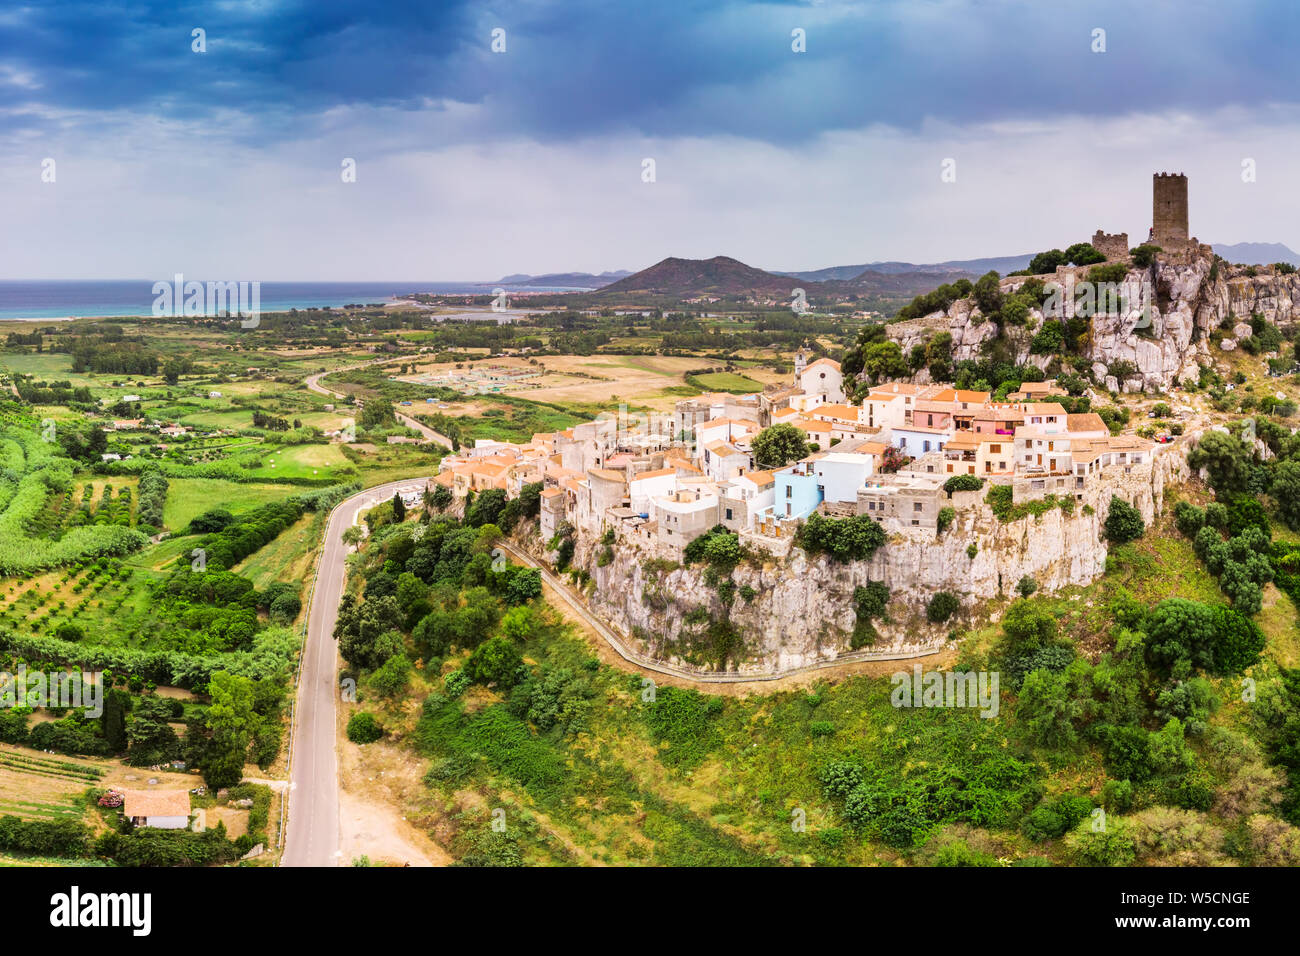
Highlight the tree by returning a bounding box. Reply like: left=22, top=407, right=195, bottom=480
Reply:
left=391, top=492, right=406, bottom=522
left=1104, top=496, right=1145, bottom=544
left=860, top=341, right=909, bottom=383
left=346, top=712, right=383, bottom=744
left=1272, top=460, right=1300, bottom=531
left=467, top=488, right=507, bottom=527
left=1028, top=249, right=1066, bottom=275
left=926, top=591, right=960, bottom=624
left=751, top=423, right=810, bottom=469
left=360, top=402, right=396, bottom=430
left=1018, top=668, right=1082, bottom=748
left=466, top=635, right=525, bottom=688
left=341, top=525, right=364, bottom=546
left=125, top=695, right=178, bottom=766
left=1145, top=599, right=1219, bottom=679
left=1187, top=430, right=1253, bottom=495
left=204, top=671, right=257, bottom=789
left=972, top=271, right=1003, bottom=316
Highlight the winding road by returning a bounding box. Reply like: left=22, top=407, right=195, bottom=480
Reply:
left=305, top=359, right=454, bottom=450
left=281, top=477, right=433, bottom=867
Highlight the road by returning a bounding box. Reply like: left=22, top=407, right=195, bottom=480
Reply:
left=281, top=476, right=434, bottom=867
left=305, top=358, right=454, bottom=450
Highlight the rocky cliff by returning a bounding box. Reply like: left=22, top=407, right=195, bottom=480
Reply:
left=887, top=252, right=1300, bottom=392
left=559, top=447, right=1188, bottom=675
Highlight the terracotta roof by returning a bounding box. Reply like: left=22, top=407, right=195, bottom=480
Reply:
left=812, top=403, right=861, bottom=421
left=869, top=383, right=924, bottom=396
left=540, top=487, right=565, bottom=498
left=804, top=357, right=841, bottom=372
left=587, top=468, right=627, bottom=483
left=740, top=469, right=777, bottom=486
left=1066, top=413, right=1108, bottom=433
left=1024, top=403, right=1067, bottom=417
left=793, top=418, right=834, bottom=433
left=123, top=790, right=190, bottom=819
left=857, top=441, right=890, bottom=456
left=631, top=468, right=676, bottom=481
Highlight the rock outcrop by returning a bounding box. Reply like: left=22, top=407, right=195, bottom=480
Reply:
left=887, top=253, right=1300, bottom=392
left=561, top=447, right=1188, bottom=675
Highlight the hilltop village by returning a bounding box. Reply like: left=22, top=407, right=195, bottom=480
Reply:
left=432, top=349, right=1161, bottom=560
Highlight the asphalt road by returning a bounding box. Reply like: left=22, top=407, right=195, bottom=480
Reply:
left=305, top=360, right=453, bottom=450
left=281, top=477, right=434, bottom=867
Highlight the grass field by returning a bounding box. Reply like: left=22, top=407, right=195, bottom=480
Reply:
left=687, top=370, right=767, bottom=393
left=236, top=512, right=322, bottom=592
left=162, top=478, right=301, bottom=528
left=241, top=442, right=354, bottom=480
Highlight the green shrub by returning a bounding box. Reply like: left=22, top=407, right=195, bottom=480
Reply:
left=926, top=592, right=960, bottom=624
left=346, top=711, right=384, bottom=744
left=1104, top=496, right=1145, bottom=544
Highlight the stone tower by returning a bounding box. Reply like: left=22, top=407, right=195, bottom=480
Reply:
left=1152, top=172, right=1188, bottom=247
left=793, top=345, right=807, bottom=382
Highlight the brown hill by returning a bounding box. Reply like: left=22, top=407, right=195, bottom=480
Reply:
left=596, top=256, right=800, bottom=297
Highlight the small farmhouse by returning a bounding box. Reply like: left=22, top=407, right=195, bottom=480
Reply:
left=123, top=790, right=192, bottom=830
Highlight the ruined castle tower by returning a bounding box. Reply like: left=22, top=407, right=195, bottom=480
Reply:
left=1152, top=172, right=1189, bottom=247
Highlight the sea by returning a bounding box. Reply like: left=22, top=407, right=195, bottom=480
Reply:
left=0, top=279, right=590, bottom=321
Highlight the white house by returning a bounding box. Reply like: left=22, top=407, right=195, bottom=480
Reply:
left=702, top=440, right=751, bottom=482
left=629, top=467, right=678, bottom=515
left=123, top=790, right=191, bottom=830
left=806, top=451, right=877, bottom=504
left=890, top=424, right=953, bottom=457
left=693, top=417, right=758, bottom=449
left=796, top=355, right=846, bottom=404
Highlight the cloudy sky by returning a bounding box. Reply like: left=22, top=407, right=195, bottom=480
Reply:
left=3, top=0, right=1299, bottom=280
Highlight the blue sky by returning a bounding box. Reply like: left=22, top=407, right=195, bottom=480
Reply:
left=4, top=0, right=1299, bottom=279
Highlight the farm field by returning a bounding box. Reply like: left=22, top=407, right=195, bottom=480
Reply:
left=241, top=442, right=354, bottom=481
left=162, top=478, right=302, bottom=529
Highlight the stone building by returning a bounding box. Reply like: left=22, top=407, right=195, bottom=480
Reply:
left=1153, top=172, right=1189, bottom=247
left=1091, top=230, right=1129, bottom=260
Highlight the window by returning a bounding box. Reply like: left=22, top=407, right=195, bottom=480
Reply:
left=786, top=486, right=792, bottom=498
left=990, top=444, right=1001, bottom=454
left=913, top=502, right=922, bottom=512
left=725, top=508, right=733, bottom=520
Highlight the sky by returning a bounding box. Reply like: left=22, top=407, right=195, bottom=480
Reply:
left=3, top=0, right=1300, bottom=280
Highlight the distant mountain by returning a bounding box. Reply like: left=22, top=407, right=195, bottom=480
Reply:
left=827, top=270, right=981, bottom=296
left=596, top=256, right=799, bottom=297
left=777, top=254, right=1034, bottom=283
left=1211, top=242, right=1300, bottom=266
left=495, top=270, right=631, bottom=288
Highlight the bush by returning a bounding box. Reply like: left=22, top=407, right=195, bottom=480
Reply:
left=1016, top=576, right=1038, bottom=598
left=346, top=711, right=384, bottom=744
left=1104, top=496, right=1145, bottom=544
left=796, top=513, right=887, bottom=562
left=943, top=474, right=984, bottom=496
left=926, top=592, right=960, bottom=624
left=936, top=506, right=955, bottom=534
left=1174, top=501, right=1205, bottom=537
